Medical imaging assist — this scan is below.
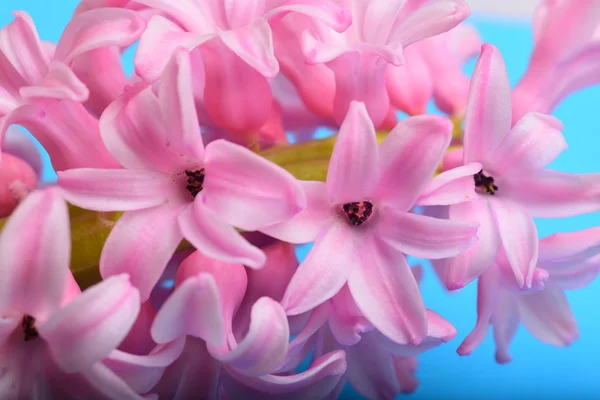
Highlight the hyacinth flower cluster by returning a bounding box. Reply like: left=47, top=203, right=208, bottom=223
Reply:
left=2, top=0, right=600, bottom=398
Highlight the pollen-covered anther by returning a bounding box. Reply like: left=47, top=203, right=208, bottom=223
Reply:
left=21, top=315, right=39, bottom=342
left=184, top=168, right=205, bottom=198
left=474, top=170, right=498, bottom=195
left=342, top=200, right=374, bottom=227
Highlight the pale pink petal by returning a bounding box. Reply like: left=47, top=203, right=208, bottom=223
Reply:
left=220, top=19, right=279, bottom=77
left=179, top=200, right=266, bottom=267
left=209, top=297, right=289, bottom=377
left=441, top=147, right=464, bottom=172
left=501, top=170, right=600, bottom=218
left=0, top=100, right=119, bottom=171
left=416, top=162, right=482, bottom=206
left=378, top=208, right=478, bottom=259
left=135, top=15, right=214, bottom=82
left=329, top=285, right=372, bottom=346
left=517, top=287, right=578, bottom=346
left=545, top=255, right=600, bottom=290
left=325, top=101, right=380, bottom=204
left=0, top=188, right=69, bottom=319
left=71, top=47, right=129, bottom=117
left=19, top=62, right=89, bottom=102
left=488, top=198, right=539, bottom=289
left=79, top=363, right=152, bottom=400
left=40, top=274, right=140, bottom=373
left=54, top=8, right=146, bottom=64
left=539, top=227, right=600, bottom=262
left=393, top=356, right=418, bottom=394
left=58, top=168, right=174, bottom=212
left=462, top=44, right=512, bottom=164
left=0, top=152, right=38, bottom=218
left=374, top=115, right=452, bottom=210
left=3, top=126, right=43, bottom=174
left=133, top=0, right=215, bottom=33
left=204, top=140, right=305, bottom=230
left=348, top=236, right=427, bottom=344
left=151, top=272, right=224, bottom=346
left=100, top=204, right=184, bottom=302
left=201, top=40, right=274, bottom=132
left=446, top=199, right=500, bottom=290
left=487, top=113, right=566, bottom=175
left=0, top=11, right=50, bottom=85
left=104, top=338, right=186, bottom=394
left=159, top=47, right=204, bottom=160
left=0, top=53, right=26, bottom=110
left=390, top=0, right=470, bottom=47
left=260, top=180, right=332, bottom=243
left=457, top=267, right=501, bottom=356
left=386, top=46, right=433, bottom=116
left=491, top=289, right=519, bottom=364
left=267, top=0, right=351, bottom=32
left=221, top=350, right=347, bottom=400
left=281, top=222, right=358, bottom=315
left=345, top=331, right=402, bottom=400
left=99, top=85, right=196, bottom=173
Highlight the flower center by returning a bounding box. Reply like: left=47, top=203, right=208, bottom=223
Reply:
left=342, top=201, right=374, bottom=227
left=474, top=170, right=498, bottom=195
left=21, top=315, right=39, bottom=342
left=184, top=169, right=205, bottom=198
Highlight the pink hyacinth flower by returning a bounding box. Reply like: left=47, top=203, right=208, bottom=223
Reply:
left=57, top=49, right=306, bottom=302
left=458, top=227, right=600, bottom=363
left=131, top=0, right=350, bottom=132
left=301, top=0, right=470, bottom=126
left=0, top=11, right=120, bottom=171
left=261, top=101, right=478, bottom=344
left=512, top=0, right=600, bottom=122
left=149, top=250, right=347, bottom=399
left=438, top=43, right=600, bottom=291
left=0, top=188, right=173, bottom=399
left=386, top=23, right=481, bottom=116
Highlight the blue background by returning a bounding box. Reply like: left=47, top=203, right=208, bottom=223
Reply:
left=3, top=1, right=600, bottom=398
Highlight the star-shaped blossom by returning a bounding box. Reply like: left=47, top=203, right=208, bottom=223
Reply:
left=457, top=227, right=600, bottom=363
left=58, top=48, right=306, bottom=302
left=437, top=43, right=600, bottom=291
left=261, top=101, right=478, bottom=344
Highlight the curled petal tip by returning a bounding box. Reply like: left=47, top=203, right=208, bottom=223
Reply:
left=446, top=281, right=466, bottom=291
left=495, top=352, right=512, bottom=364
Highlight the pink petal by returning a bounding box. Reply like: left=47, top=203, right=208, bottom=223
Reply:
left=151, top=272, right=224, bottom=346
left=539, top=227, right=600, bottom=262
left=19, top=62, right=89, bottom=102
left=221, top=350, right=347, bottom=400
left=487, top=112, right=566, bottom=175
left=179, top=199, right=266, bottom=267
left=209, top=297, right=289, bottom=377
left=0, top=100, right=119, bottom=171
left=517, top=287, right=578, bottom=346
left=281, top=222, right=358, bottom=315
left=393, top=356, right=419, bottom=394
left=329, top=285, right=372, bottom=346
left=3, top=126, right=43, bottom=175
left=40, top=274, right=141, bottom=373
left=377, top=208, right=478, bottom=259
left=0, top=11, right=50, bottom=85
left=545, top=255, right=600, bottom=290
left=390, top=0, right=470, bottom=48
left=501, top=170, right=600, bottom=218
left=0, top=152, right=38, bottom=218
left=100, top=204, right=184, bottom=302
left=491, top=289, right=520, bottom=364
left=54, top=8, right=146, bottom=64
left=104, top=338, right=186, bottom=394
left=220, top=19, right=279, bottom=77
left=374, top=115, right=452, bottom=210
left=416, top=162, right=482, bottom=206
left=267, top=0, right=351, bottom=32
left=260, top=180, right=332, bottom=243
left=79, top=363, right=153, bottom=400
left=200, top=39, right=274, bottom=132
left=441, top=146, right=464, bottom=171
left=158, top=47, right=204, bottom=160
left=0, top=188, right=69, bottom=319
left=462, top=44, right=512, bottom=164
left=345, top=331, right=402, bottom=400
left=203, top=139, right=306, bottom=231
left=133, top=0, right=215, bottom=33
left=135, top=15, right=214, bottom=82
left=325, top=101, right=380, bottom=204
left=488, top=198, right=539, bottom=289
left=348, top=236, right=427, bottom=344
left=57, top=168, right=175, bottom=212
left=386, top=46, right=433, bottom=116
left=99, top=85, right=196, bottom=173
left=446, top=199, right=500, bottom=290
left=457, top=267, right=501, bottom=356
